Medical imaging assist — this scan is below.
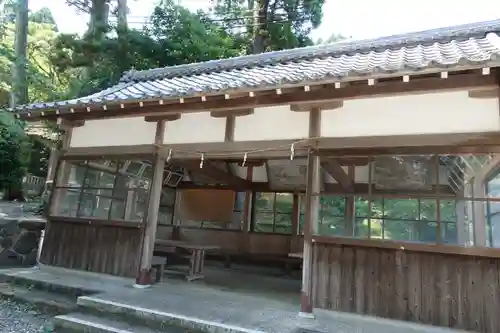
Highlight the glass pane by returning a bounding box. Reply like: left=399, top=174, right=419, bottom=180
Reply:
left=274, top=213, right=292, bottom=234
left=355, top=197, right=370, bottom=217
left=370, top=219, right=383, bottom=239
left=418, top=222, right=438, bottom=243
left=158, top=206, right=172, bottom=225
left=255, top=193, right=274, bottom=211
left=490, top=214, right=500, bottom=247
left=109, top=199, right=126, bottom=220
left=84, top=166, right=116, bottom=188
left=254, top=212, right=274, bottom=232
left=160, top=188, right=176, bottom=207
left=51, top=188, right=80, bottom=217
left=383, top=199, right=419, bottom=220
left=317, top=215, right=344, bottom=236
left=62, top=162, right=87, bottom=187
left=234, top=192, right=245, bottom=212
left=320, top=196, right=345, bottom=216
left=275, top=193, right=293, bottom=213
left=92, top=196, right=112, bottom=219
left=77, top=189, right=112, bottom=218
left=440, top=199, right=456, bottom=222
left=442, top=222, right=458, bottom=244
left=354, top=217, right=369, bottom=238
left=420, top=199, right=437, bottom=221
left=383, top=220, right=417, bottom=241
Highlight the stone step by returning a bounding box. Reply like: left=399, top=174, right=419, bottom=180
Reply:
left=0, top=282, right=78, bottom=314
left=0, top=269, right=94, bottom=297
left=77, top=296, right=263, bottom=333
left=54, top=312, right=167, bottom=333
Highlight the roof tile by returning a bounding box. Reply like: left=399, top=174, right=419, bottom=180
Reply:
left=11, top=19, right=500, bottom=113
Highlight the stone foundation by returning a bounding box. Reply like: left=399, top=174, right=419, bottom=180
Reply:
left=0, top=216, right=45, bottom=267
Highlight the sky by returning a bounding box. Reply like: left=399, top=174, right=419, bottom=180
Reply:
left=30, top=0, right=500, bottom=42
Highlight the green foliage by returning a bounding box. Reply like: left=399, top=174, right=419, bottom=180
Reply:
left=211, top=0, right=326, bottom=52
left=0, top=111, right=29, bottom=199
left=0, top=12, right=63, bottom=198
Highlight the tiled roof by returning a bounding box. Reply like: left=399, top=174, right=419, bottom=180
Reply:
left=12, top=19, right=500, bottom=113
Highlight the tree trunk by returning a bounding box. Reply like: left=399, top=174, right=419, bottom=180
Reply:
left=12, top=0, right=28, bottom=107
left=85, top=0, right=109, bottom=40
left=252, top=0, right=269, bottom=54
left=117, top=0, right=128, bottom=32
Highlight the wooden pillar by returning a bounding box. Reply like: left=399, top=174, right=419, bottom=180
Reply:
left=44, top=145, right=58, bottom=190
left=172, top=190, right=183, bottom=240
left=135, top=120, right=166, bottom=287
left=472, top=177, right=487, bottom=246
left=435, top=155, right=442, bottom=244
left=289, top=194, right=300, bottom=253
left=344, top=165, right=355, bottom=236
left=49, top=126, right=73, bottom=215
left=241, top=166, right=254, bottom=252
left=455, top=192, right=467, bottom=245
left=300, top=108, right=321, bottom=317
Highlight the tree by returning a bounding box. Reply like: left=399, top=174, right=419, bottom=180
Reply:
left=29, top=7, right=57, bottom=27
left=12, top=0, right=28, bottom=107
left=210, top=0, right=325, bottom=53
left=0, top=7, right=62, bottom=200
left=0, top=111, right=29, bottom=200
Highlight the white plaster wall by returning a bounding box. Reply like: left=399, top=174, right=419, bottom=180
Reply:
left=321, top=91, right=500, bottom=137
left=234, top=105, right=309, bottom=141
left=163, top=112, right=226, bottom=144
left=70, top=117, right=157, bottom=148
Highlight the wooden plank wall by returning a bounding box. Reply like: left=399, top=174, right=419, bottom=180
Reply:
left=40, top=219, right=142, bottom=277
left=312, top=241, right=500, bottom=333
left=157, top=226, right=303, bottom=256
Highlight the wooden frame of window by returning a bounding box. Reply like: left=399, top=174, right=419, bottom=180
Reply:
left=354, top=197, right=457, bottom=244
left=252, top=192, right=294, bottom=234
left=50, top=158, right=152, bottom=223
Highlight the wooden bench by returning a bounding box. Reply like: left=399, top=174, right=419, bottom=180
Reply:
left=152, top=256, right=167, bottom=283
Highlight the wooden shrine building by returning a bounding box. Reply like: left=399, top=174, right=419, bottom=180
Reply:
left=10, top=19, right=500, bottom=332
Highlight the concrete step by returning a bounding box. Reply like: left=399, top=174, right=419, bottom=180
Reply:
left=77, top=296, right=263, bottom=333
left=54, top=312, right=167, bottom=333
left=0, top=282, right=78, bottom=314
left=0, top=269, right=93, bottom=297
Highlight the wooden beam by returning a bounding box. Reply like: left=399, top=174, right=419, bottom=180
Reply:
left=176, top=181, right=456, bottom=198
left=175, top=160, right=253, bottom=187
left=290, top=100, right=343, bottom=112
left=316, top=142, right=500, bottom=157
left=321, top=158, right=355, bottom=192
left=25, top=72, right=497, bottom=121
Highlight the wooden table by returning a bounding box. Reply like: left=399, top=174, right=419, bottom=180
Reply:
left=155, top=239, right=219, bottom=281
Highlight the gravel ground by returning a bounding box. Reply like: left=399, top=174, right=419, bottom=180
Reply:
left=0, top=299, right=53, bottom=333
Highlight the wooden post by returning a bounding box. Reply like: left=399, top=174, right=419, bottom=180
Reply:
left=455, top=190, right=467, bottom=245
left=241, top=166, right=254, bottom=252
left=289, top=194, right=300, bottom=253
left=435, top=155, right=442, bottom=244
left=344, top=165, right=355, bottom=236
left=172, top=190, right=183, bottom=240
left=135, top=121, right=166, bottom=287
left=367, top=161, right=373, bottom=239
left=44, top=145, right=58, bottom=191
left=300, top=108, right=321, bottom=317
left=49, top=127, right=73, bottom=216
